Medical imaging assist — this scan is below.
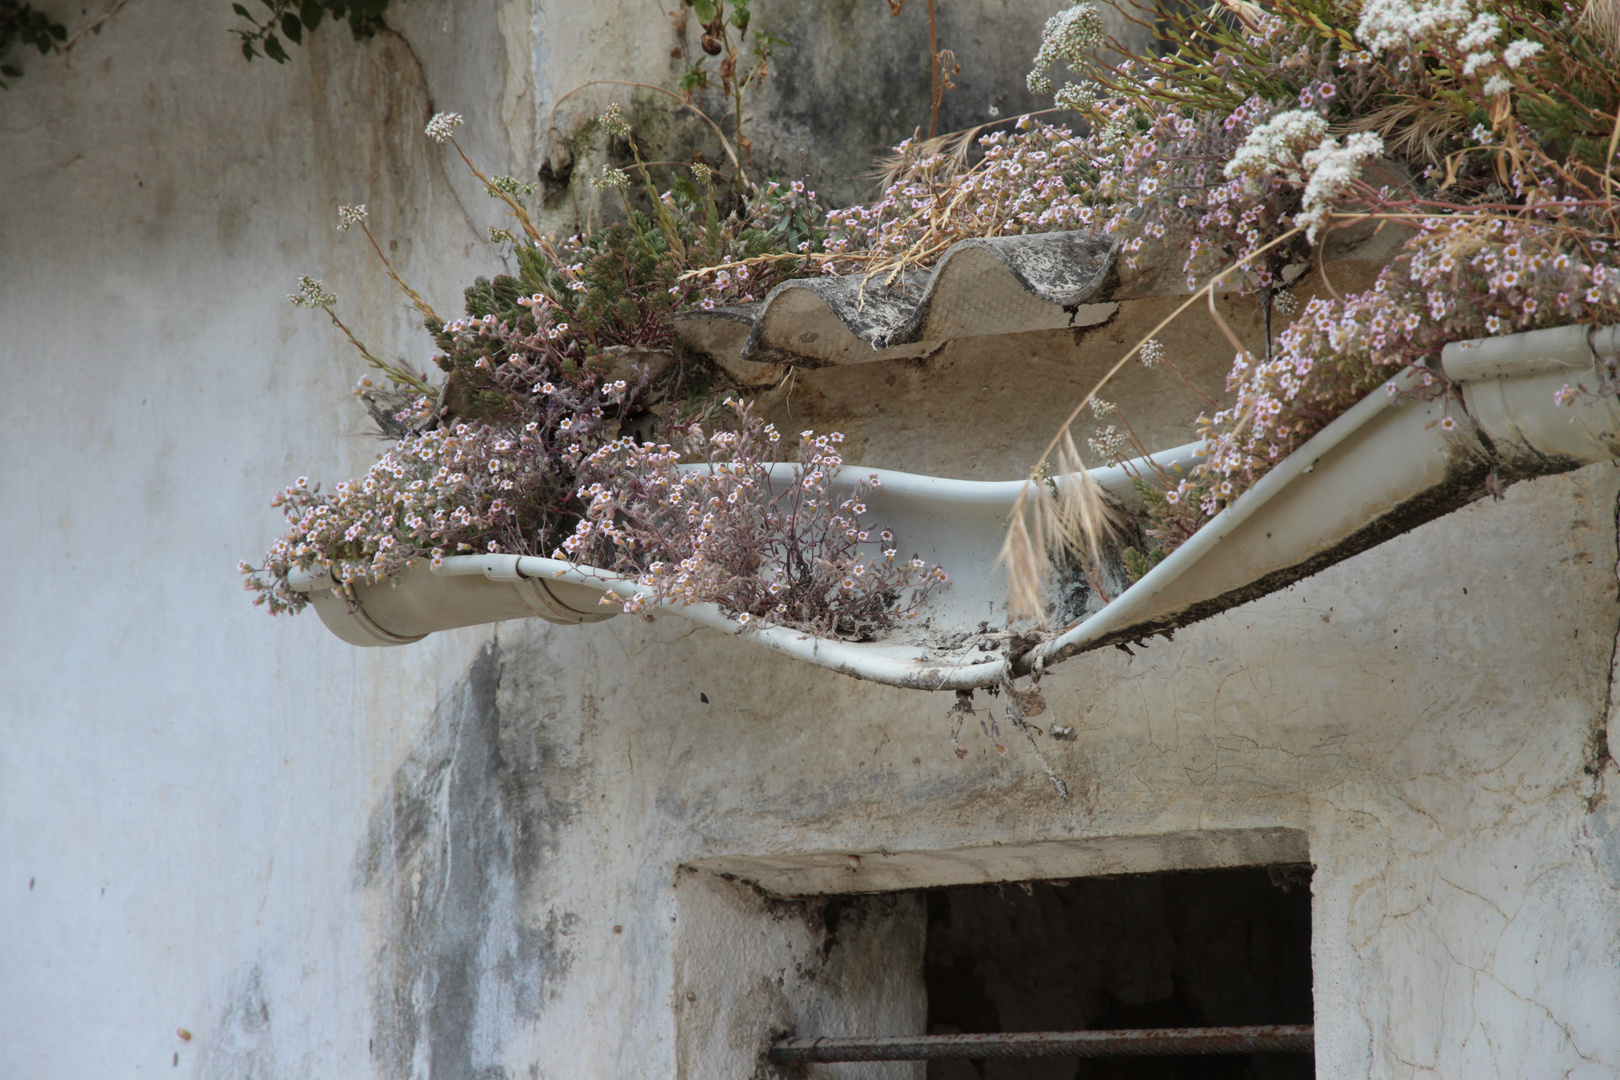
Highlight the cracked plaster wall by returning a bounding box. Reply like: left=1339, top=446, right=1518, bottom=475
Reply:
left=3, top=2, right=1618, bottom=1080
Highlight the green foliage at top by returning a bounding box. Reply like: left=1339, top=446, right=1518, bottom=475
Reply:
left=0, top=1, right=65, bottom=86
left=232, top=0, right=394, bottom=63
left=0, top=0, right=396, bottom=87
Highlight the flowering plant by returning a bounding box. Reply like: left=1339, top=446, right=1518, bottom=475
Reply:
left=784, top=0, right=1620, bottom=605
left=241, top=304, right=641, bottom=614
left=245, top=106, right=945, bottom=635
left=251, top=0, right=1620, bottom=636
left=559, top=399, right=946, bottom=637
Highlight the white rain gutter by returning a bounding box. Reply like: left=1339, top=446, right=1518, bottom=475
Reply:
left=1025, top=321, right=1620, bottom=671
left=288, top=443, right=1205, bottom=691
left=289, top=323, right=1620, bottom=691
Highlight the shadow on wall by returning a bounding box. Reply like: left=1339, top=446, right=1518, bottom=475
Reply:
left=356, top=642, right=582, bottom=1080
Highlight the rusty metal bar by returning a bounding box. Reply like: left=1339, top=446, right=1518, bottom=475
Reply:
left=768, top=1024, right=1314, bottom=1064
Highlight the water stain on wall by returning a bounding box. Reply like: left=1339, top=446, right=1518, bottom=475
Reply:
left=200, top=964, right=275, bottom=1080
left=358, top=642, right=581, bottom=1080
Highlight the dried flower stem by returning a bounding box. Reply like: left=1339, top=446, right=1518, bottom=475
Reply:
left=356, top=221, right=439, bottom=323
left=321, top=307, right=434, bottom=395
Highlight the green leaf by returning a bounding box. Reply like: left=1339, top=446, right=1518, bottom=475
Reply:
left=264, top=34, right=289, bottom=62
left=730, top=8, right=749, bottom=31
left=300, top=0, right=325, bottom=31
left=232, top=3, right=251, bottom=17
left=48, top=22, right=67, bottom=41
left=242, top=39, right=256, bottom=60
left=281, top=11, right=302, bottom=42
left=693, top=0, right=716, bottom=21
left=1, top=64, right=22, bottom=78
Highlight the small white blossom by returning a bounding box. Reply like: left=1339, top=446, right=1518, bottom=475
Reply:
left=600, top=102, right=631, bottom=138
left=593, top=165, right=631, bottom=190
left=425, top=112, right=464, bottom=143
left=289, top=275, right=337, bottom=309
left=337, top=204, right=368, bottom=231
left=1502, top=39, right=1542, bottom=67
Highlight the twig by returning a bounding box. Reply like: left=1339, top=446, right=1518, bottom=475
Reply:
left=357, top=222, right=439, bottom=322
left=927, top=0, right=940, bottom=138
left=63, top=0, right=131, bottom=52
left=322, top=308, right=434, bottom=395
left=1207, top=282, right=1249, bottom=357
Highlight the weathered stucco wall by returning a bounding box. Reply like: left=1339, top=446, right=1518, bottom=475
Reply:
left=3, top=3, right=1618, bottom=1080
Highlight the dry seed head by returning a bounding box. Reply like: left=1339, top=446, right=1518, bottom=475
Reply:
left=999, top=433, right=1119, bottom=623
left=600, top=102, right=631, bottom=138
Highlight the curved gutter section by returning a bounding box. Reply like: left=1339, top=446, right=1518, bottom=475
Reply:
left=1024, top=322, right=1620, bottom=672
left=289, top=324, right=1620, bottom=691
left=290, top=445, right=1204, bottom=691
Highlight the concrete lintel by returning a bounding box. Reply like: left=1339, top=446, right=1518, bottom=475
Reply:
left=686, top=826, right=1310, bottom=897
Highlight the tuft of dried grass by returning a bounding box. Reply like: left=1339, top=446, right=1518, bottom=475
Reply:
left=1343, top=99, right=1465, bottom=167
left=998, top=433, right=1118, bottom=624
left=1580, top=0, right=1620, bottom=52
left=863, top=109, right=1063, bottom=194
left=864, top=124, right=988, bottom=192
left=998, top=228, right=1305, bottom=624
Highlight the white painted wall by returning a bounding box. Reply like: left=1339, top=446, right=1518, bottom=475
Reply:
left=3, top=3, right=1619, bottom=1080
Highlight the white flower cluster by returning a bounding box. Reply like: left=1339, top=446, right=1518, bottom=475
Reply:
left=1224, top=109, right=1329, bottom=189
left=1297, top=131, right=1384, bottom=240
left=288, top=275, right=337, bottom=309
left=592, top=164, right=631, bottom=191
left=337, top=204, right=368, bottom=231
left=424, top=111, right=463, bottom=143
left=487, top=175, right=537, bottom=198
left=599, top=102, right=631, bottom=138
left=1087, top=425, right=1127, bottom=465
left=1358, top=0, right=1486, bottom=51
left=1223, top=109, right=1382, bottom=240
left=1026, top=2, right=1102, bottom=111
left=1356, top=0, right=1540, bottom=96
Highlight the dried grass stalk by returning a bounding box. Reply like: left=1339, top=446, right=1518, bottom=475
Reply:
left=999, top=436, right=1118, bottom=624
left=997, top=228, right=1306, bottom=624
left=864, top=124, right=987, bottom=192
left=1580, top=0, right=1620, bottom=52
left=1343, top=100, right=1463, bottom=167
left=1209, top=0, right=1265, bottom=33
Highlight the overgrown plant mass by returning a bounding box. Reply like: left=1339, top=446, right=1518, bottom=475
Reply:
left=247, top=0, right=1620, bottom=642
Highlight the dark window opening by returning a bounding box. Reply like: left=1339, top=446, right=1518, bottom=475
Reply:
left=923, top=866, right=1314, bottom=1080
